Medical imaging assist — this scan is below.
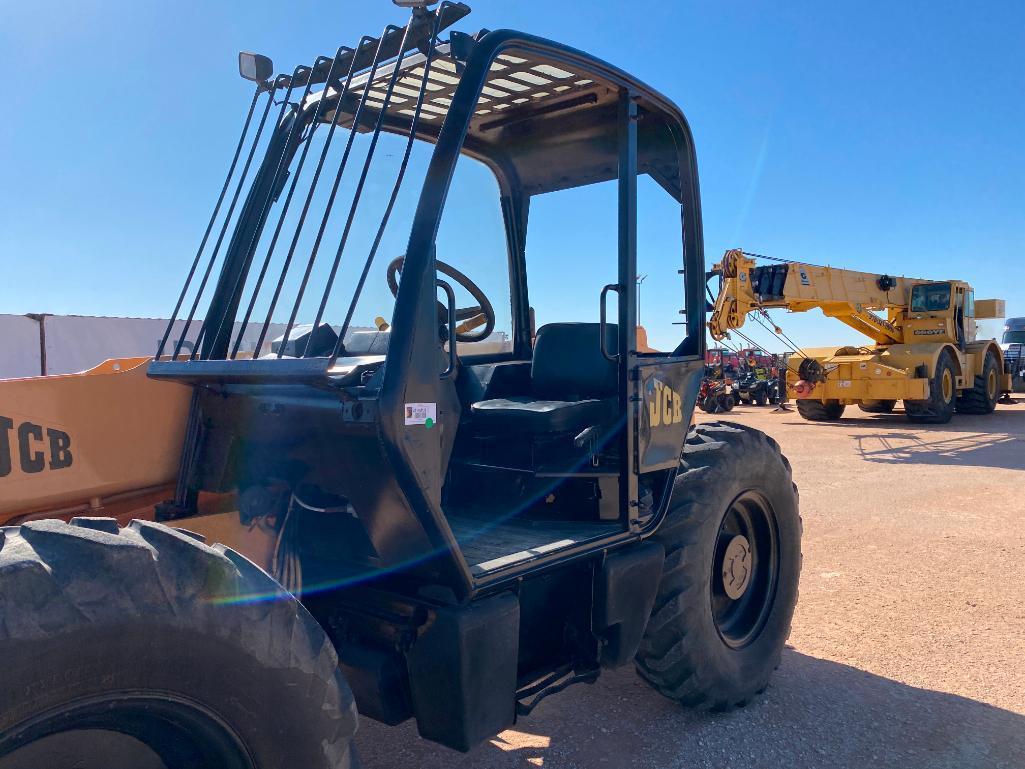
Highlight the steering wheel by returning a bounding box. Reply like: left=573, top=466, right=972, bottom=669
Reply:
left=386, top=256, right=497, bottom=343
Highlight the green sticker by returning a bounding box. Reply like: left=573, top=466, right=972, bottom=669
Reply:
left=425, top=417, right=435, bottom=429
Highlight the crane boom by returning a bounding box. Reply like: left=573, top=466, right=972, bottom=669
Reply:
left=708, top=249, right=925, bottom=344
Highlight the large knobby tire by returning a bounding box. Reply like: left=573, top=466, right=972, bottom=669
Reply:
left=635, top=422, right=801, bottom=710
left=796, top=399, right=845, bottom=421
left=858, top=399, right=896, bottom=414
left=905, top=350, right=957, bottom=424
left=0, top=518, right=358, bottom=769
left=956, top=349, right=1000, bottom=415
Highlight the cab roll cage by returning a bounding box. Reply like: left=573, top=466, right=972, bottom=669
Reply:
left=148, top=4, right=707, bottom=598
left=151, top=2, right=704, bottom=388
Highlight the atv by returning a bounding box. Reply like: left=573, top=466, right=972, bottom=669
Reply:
left=737, top=372, right=782, bottom=406
left=698, top=377, right=736, bottom=413
left=736, top=372, right=770, bottom=406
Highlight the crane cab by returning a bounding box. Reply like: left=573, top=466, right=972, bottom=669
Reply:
left=904, top=281, right=968, bottom=347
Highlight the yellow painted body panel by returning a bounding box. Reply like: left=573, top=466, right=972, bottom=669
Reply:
left=786, top=348, right=931, bottom=402
left=974, top=298, right=1005, bottom=319
left=0, top=357, right=191, bottom=521
left=788, top=340, right=1009, bottom=404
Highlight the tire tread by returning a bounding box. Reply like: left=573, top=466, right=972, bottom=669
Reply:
left=0, top=517, right=357, bottom=767
left=956, top=349, right=999, bottom=415
left=634, top=421, right=801, bottom=711
left=796, top=399, right=844, bottom=421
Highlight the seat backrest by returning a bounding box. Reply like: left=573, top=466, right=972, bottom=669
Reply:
left=531, top=323, right=618, bottom=400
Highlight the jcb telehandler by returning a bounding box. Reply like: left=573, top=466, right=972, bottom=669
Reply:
left=0, top=5, right=801, bottom=766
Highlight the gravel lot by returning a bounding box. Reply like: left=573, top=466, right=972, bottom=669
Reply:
left=357, top=398, right=1025, bottom=769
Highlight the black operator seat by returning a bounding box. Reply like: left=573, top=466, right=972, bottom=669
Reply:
left=470, top=323, right=619, bottom=434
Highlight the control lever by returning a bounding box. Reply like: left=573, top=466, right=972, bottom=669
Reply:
left=573, top=425, right=599, bottom=448
left=574, top=425, right=601, bottom=467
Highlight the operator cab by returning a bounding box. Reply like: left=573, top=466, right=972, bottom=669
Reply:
left=908, top=280, right=976, bottom=350
left=910, top=282, right=953, bottom=313
left=149, top=6, right=706, bottom=598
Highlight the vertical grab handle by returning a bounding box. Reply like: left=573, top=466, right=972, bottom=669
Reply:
left=600, top=283, right=621, bottom=362
left=437, top=278, right=458, bottom=378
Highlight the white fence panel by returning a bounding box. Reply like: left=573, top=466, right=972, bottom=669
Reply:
left=0, top=315, right=43, bottom=378
left=1, top=315, right=308, bottom=378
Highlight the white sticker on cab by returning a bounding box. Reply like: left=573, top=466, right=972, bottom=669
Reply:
left=404, top=402, right=437, bottom=427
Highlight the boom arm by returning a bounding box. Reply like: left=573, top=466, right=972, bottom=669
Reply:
left=708, top=249, right=923, bottom=345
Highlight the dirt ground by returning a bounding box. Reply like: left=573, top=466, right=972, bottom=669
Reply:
left=356, top=398, right=1025, bottom=769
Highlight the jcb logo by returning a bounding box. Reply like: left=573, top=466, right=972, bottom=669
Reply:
left=648, top=378, right=683, bottom=427
left=0, top=417, right=73, bottom=477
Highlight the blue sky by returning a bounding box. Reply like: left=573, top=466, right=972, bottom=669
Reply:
left=2, top=1, right=1022, bottom=352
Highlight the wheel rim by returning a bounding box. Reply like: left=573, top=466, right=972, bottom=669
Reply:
left=987, top=369, right=997, bottom=399
left=0, top=694, right=255, bottom=769
left=941, top=369, right=953, bottom=402
left=710, top=491, right=781, bottom=649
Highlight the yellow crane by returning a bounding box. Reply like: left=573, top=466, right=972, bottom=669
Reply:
left=708, top=249, right=1009, bottom=423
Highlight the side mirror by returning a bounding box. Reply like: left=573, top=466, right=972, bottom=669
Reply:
left=238, top=52, right=274, bottom=84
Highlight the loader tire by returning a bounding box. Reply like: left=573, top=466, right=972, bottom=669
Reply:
left=858, top=399, right=896, bottom=414
left=0, top=518, right=358, bottom=769
left=796, top=399, right=845, bottom=421
left=905, top=350, right=957, bottom=424
left=636, top=421, right=801, bottom=710
left=956, top=349, right=1000, bottom=415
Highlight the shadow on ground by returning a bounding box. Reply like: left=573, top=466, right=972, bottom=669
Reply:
left=355, top=650, right=1025, bottom=769
left=852, top=428, right=1024, bottom=468
left=782, top=404, right=1025, bottom=469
